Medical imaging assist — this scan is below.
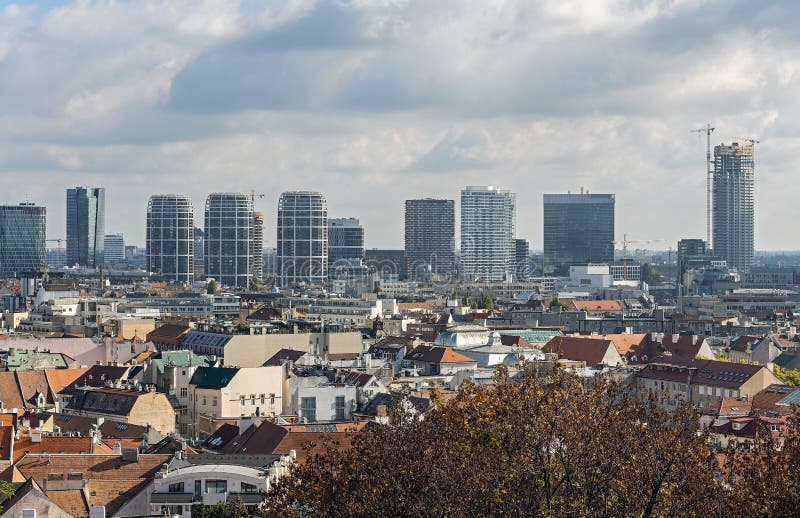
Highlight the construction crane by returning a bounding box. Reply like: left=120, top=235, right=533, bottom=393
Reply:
left=250, top=191, right=265, bottom=204
left=731, top=136, right=760, bottom=146
left=45, top=238, right=65, bottom=252
left=613, top=234, right=666, bottom=280
left=691, top=123, right=715, bottom=248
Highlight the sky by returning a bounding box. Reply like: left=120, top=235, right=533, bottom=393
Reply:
left=1, top=0, right=799, bottom=251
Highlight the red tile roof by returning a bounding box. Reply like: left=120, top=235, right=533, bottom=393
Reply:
left=568, top=300, right=624, bottom=313
left=407, top=345, right=476, bottom=364
left=542, top=336, right=614, bottom=365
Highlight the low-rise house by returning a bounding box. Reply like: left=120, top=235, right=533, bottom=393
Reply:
left=149, top=453, right=294, bottom=516
left=356, top=392, right=433, bottom=424
left=728, top=334, right=765, bottom=363
left=64, top=386, right=177, bottom=435
left=404, top=345, right=478, bottom=376
left=56, top=364, right=139, bottom=411
left=367, top=336, right=415, bottom=376
left=13, top=452, right=173, bottom=517
left=751, top=384, right=800, bottom=416
left=289, top=375, right=357, bottom=422
left=635, top=357, right=781, bottom=410
left=146, top=323, right=192, bottom=351
left=335, top=371, right=387, bottom=406
left=712, top=415, right=788, bottom=450
left=189, top=366, right=285, bottom=438
left=542, top=336, right=624, bottom=367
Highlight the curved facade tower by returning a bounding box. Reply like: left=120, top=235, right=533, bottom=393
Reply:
left=277, top=191, right=327, bottom=286
left=204, top=193, right=255, bottom=288
left=146, top=195, right=194, bottom=284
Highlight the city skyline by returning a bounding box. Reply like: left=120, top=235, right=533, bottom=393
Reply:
left=1, top=2, right=799, bottom=251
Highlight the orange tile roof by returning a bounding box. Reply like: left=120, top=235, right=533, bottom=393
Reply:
left=45, top=368, right=89, bottom=397
left=397, top=302, right=433, bottom=312
left=0, top=427, right=12, bottom=461
left=13, top=435, right=96, bottom=462
left=15, top=453, right=171, bottom=515
left=272, top=431, right=355, bottom=464
left=569, top=300, right=624, bottom=312
left=718, top=397, right=753, bottom=416
left=578, top=333, right=647, bottom=356
left=46, top=489, right=89, bottom=517
left=440, top=348, right=477, bottom=363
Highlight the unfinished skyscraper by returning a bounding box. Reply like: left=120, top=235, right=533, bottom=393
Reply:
left=713, top=142, right=754, bottom=273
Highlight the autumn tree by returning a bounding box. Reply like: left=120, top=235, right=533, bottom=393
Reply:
left=263, top=368, right=722, bottom=517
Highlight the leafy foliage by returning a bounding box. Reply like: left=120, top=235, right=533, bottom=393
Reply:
left=774, top=365, right=800, bottom=386
left=191, top=496, right=251, bottom=517
left=0, top=481, right=13, bottom=513
left=263, top=369, right=723, bottom=516
left=206, top=279, right=218, bottom=294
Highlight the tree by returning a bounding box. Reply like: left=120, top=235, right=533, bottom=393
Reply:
left=477, top=291, right=494, bottom=310
left=263, top=368, right=721, bottom=516
left=774, top=365, right=800, bottom=386
left=206, top=279, right=218, bottom=294
left=249, top=276, right=260, bottom=291
left=0, top=481, right=13, bottom=513
left=192, top=496, right=252, bottom=517
left=641, top=263, right=663, bottom=285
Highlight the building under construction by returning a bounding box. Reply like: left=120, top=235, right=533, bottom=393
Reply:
left=713, top=142, right=754, bottom=274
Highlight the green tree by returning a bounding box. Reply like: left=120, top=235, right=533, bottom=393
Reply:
left=477, top=291, right=494, bottom=310
left=641, top=263, right=663, bottom=285
left=263, top=369, right=720, bottom=516
left=774, top=365, right=800, bottom=386
left=249, top=276, right=260, bottom=291
left=206, top=279, right=218, bottom=294
left=0, top=481, right=13, bottom=513
left=191, top=496, right=252, bottom=517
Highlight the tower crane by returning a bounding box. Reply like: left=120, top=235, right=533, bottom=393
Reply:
left=691, top=124, right=715, bottom=249
left=250, top=191, right=265, bottom=204
left=612, top=234, right=666, bottom=280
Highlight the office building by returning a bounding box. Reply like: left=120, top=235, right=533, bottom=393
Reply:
left=146, top=195, right=194, bottom=284
left=193, top=227, right=205, bottom=281
left=515, top=239, right=530, bottom=280
left=252, top=211, right=264, bottom=282
left=103, top=234, right=125, bottom=264
left=328, top=218, right=365, bottom=266
left=204, top=193, right=255, bottom=288
left=277, top=191, right=328, bottom=286
left=66, top=186, right=105, bottom=267
left=543, top=192, right=615, bottom=276
left=405, top=199, right=455, bottom=280
left=263, top=247, right=276, bottom=277
left=460, top=186, right=516, bottom=282
left=0, top=203, right=46, bottom=278
left=713, top=142, right=755, bottom=273
left=365, top=249, right=407, bottom=281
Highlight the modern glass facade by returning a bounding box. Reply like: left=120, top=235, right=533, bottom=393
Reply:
left=515, top=238, right=530, bottom=280
left=146, top=195, right=194, bottom=284
left=543, top=193, right=615, bottom=276
left=0, top=203, right=46, bottom=278
left=460, top=186, right=516, bottom=282
left=252, top=212, right=264, bottom=282
left=277, top=192, right=328, bottom=286
left=204, top=193, right=255, bottom=288
left=193, top=227, right=205, bottom=281
left=328, top=218, right=365, bottom=265
left=404, top=199, right=455, bottom=280
left=103, top=234, right=125, bottom=264
left=713, top=142, right=754, bottom=273
left=66, top=186, right=105, bottom=267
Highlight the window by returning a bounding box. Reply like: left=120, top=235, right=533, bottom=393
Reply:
left=241, top=482, right=258, bottom=493
left=206, top=480, right=227, bottom=494
left=202, top=396, right=207, bottom=406
left=270, top=393, right=275, bottom=406
left=181, top=407, right=187, bottom=416
left=335, top=396, right=346, bottom=420
left=240, top=395, right=245, bottom=406
left=212, top=397, right=218, bottom=407
left=168, top=482, right=185, bottom=493
left=180, top=388, right=187, bottom=398
left=260, top=394, right=265, bottom=404
left=301, top=397, right=316, bottom=422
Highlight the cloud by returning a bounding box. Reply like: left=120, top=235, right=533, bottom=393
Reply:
left=0, top=0, right=798, bottom=250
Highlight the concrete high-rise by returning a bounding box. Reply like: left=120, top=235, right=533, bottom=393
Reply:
left=405, top=199, right=455, bottom=280
left=460, top=186, right=516, bottom=282
left=328, top=218, right=365, bottom=265
left=193, top=227, right=205, bottom=281
left=0, top=203, right=46, bottom=278
left=204, top=193, right=255, bottom=288
left=66, top=186, right=105, bottom=267
left=543, top=193, right=615, bottom=276
left=146, top=195, right=194, bottom=284
left=277, top=191, right=328, bottom=286
left=103, top=234, right=125, bottom=264
left=515, top=238, right=530, bottom=280
left=713, top=142, right=755, bottom=273
left=252, top=212, right=264, bottom=283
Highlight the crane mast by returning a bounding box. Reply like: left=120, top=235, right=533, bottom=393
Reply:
left=691, top=124, right=715, bottom=250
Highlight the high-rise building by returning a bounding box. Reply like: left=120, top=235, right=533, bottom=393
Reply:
left=193, top=227, right=205, bottom=281
left=103, top=234, right=125, bottom=264
left=543, top=193, right=615, bottom=276
left=713, top=142, right=755, bottom=273
left=66, top=186, right=105, bottom=267
left=263, top=247, right=276, bottom=277
left=677, top=238, right=709, bottom=282
left=365, top=249, right=406, bottom=281
left=515, top=238, right=530, bottom=280
left=277, top=192, right=328, bottom=286
left=405, top=199, right=455, bottom=280
left=204, top=193, right=255, bottom=288
left=252, top=212, right=264, bottom=283
left=328, top=218, right=365, bottom=265
left=460, top=186, right=516, bottom=282
left=0, top=203, right=46, bottom=278
left=146, top=195, right=194, bottom=284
